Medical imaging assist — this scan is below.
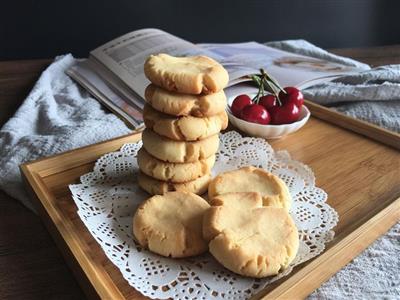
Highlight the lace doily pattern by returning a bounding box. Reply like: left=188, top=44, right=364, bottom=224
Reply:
left=69, top=131, right=338, bottom=299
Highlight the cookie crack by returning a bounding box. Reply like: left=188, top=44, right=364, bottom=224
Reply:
left=235, top=232, right=261, bottom=246
left=179, top=221, right=190, bottom=255
left=184, top=144, right=196, bottom=162
left=147, top=161, right=158, bottom=177
left=139, top=225, right=153, bottom=248
left=240, top=259, right=253, bottom=272
left=164, top=166, right=172, bottom=179
left=173, top=119, right=186, bottom=140
left=200, top=160, right=208, bottom=174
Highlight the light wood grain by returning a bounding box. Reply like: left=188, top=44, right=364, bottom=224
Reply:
left=21, top=111, right=400, bottom=299
left=305, top=100, right=400, bottom=150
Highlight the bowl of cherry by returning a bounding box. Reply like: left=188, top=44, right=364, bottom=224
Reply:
left=227, top=71, right=310, bottom=139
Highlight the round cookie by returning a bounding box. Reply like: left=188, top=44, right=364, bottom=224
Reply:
left=203, top=192, right=299, bottom=277
left=143, top=104, right=228, bottom=141
left=144, top=54, right=229, bottom=94
left=203, top=192, right=263, bottom=241
left=144, top=84, right=227, bottom=117
left=208, top=166, right=291, bottom=211
left=138, top=172, right=211, bottom=196
left=133, top=191, right=210, bottom=258
left=137, top=147, right=215, bottom=183
left=142, top=128, right=220, bottom=163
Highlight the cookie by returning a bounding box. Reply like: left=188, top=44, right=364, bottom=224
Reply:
left=203, top=192, right=263, bottom=241
left=144, top=84, right=227, bottom=117
left=137, top=147, right=215, bottom=183
left=143, top=104, right=228, bottom=141
left=208, top=166, right=291, bottom=210
left=203, top=192, right=299, bottom=277
left=142, top=129, right=220, bottom=163
left=144, top=54, right=229, bottom=94
left=133, top=191, right=210, bottom=258
left=137, top=172, right=211, bottom=196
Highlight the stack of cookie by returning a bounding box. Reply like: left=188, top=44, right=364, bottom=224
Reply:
left=137, top=54, right=229, bottom=195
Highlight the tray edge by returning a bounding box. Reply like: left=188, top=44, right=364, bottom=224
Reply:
left=20, top=132, right=143, bottom=299
left=305, top=100, right=400, bottom=150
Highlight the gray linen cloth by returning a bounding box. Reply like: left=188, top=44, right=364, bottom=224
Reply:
left=0, top=41, right=398, bottom=298
left=0, top=55, right=131, bottom=211
left=266, top=40, right=400, bottom=132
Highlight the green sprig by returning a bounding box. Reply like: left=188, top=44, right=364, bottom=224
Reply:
left=250, top=69, right=285, bottom=106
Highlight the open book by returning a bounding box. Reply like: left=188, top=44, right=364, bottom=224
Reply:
left=67, top=28, right=363, bottom=129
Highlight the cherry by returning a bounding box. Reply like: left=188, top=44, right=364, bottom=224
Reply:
left=231, top=94, right=252, bottom=117
left=240, top=104, right=271, bottom=125
left=259, top=95, right=277, bottom=110
left=269, top=102, right=300, bottom=125
left=279, top=87, right=304, bottom=107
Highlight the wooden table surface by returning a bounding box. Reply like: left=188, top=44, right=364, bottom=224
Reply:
left=0, top=46, right=399, bottom=299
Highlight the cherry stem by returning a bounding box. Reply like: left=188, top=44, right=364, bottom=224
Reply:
left=262, top=77, right=280, bottom=100
left=251, top=75, right=263, bottom=103
left=260, top=77, right=265, bottom=98
left=260, top=68, right=286, bottom=106
left=257, top=70, right=281, bottom=106
left=251, top=69, right=286, bottom=106
left=260, top=69, right=286, bottom=94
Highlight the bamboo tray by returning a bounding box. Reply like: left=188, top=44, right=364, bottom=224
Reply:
left=21, top=101, right=400, bottom=299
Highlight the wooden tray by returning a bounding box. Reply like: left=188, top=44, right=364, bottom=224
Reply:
left=21, top=102, right=400, bottom=299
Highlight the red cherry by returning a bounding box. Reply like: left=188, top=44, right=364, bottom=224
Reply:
left=240, top=104, right=271, bottom=125
left=269, top=102, right=300, bottom=125
left=279, top=87, right=304, bottom=107
left=231, top=94, right=252, bottom=117
left=259, top=95, right=277, bottom=109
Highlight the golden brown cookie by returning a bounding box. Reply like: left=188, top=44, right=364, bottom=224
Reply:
left=137, top=147, right=215, bottom=183
left=208, top=166, right=291, bottom=210
left=137, top=172, right=211, bottom=196
left=141, top=128, right=219, bottom=163
left=133, top=191, right=210, bottom=258
left=143, top=104, right=228, bottom=141
left=144, top=54, right=229, bottom=94
left=203, top=192, right=263, bottom=241
left=144, top=84, right=227, bottom=117
left=202, top=192, right=299, bottom=277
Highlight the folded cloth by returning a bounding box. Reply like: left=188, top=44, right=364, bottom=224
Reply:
left=309, top=222, right=400, bottom=299
left=0, top=42, right=398, bottom=299
left=0, top=55, right=131, bottom=210
left=266, top=40, right=400, bottom=132
left=266, top=39, right=370, bottom=70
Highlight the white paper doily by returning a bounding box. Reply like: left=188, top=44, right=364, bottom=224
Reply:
left=69, top=131, right=338, bottom=299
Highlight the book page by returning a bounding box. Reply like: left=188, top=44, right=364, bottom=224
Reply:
left=67, top=60, right=143, bottom=128
left=91, top=28, right=217, bottom=98
left=87, top=59, right=145, bottom=111
left=200, top=42, right=364, bottom=88
left=91, top=29, right=359, bottom=98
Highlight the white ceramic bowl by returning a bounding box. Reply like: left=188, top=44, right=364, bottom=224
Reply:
left=227, top=94, right=311, bottom=139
